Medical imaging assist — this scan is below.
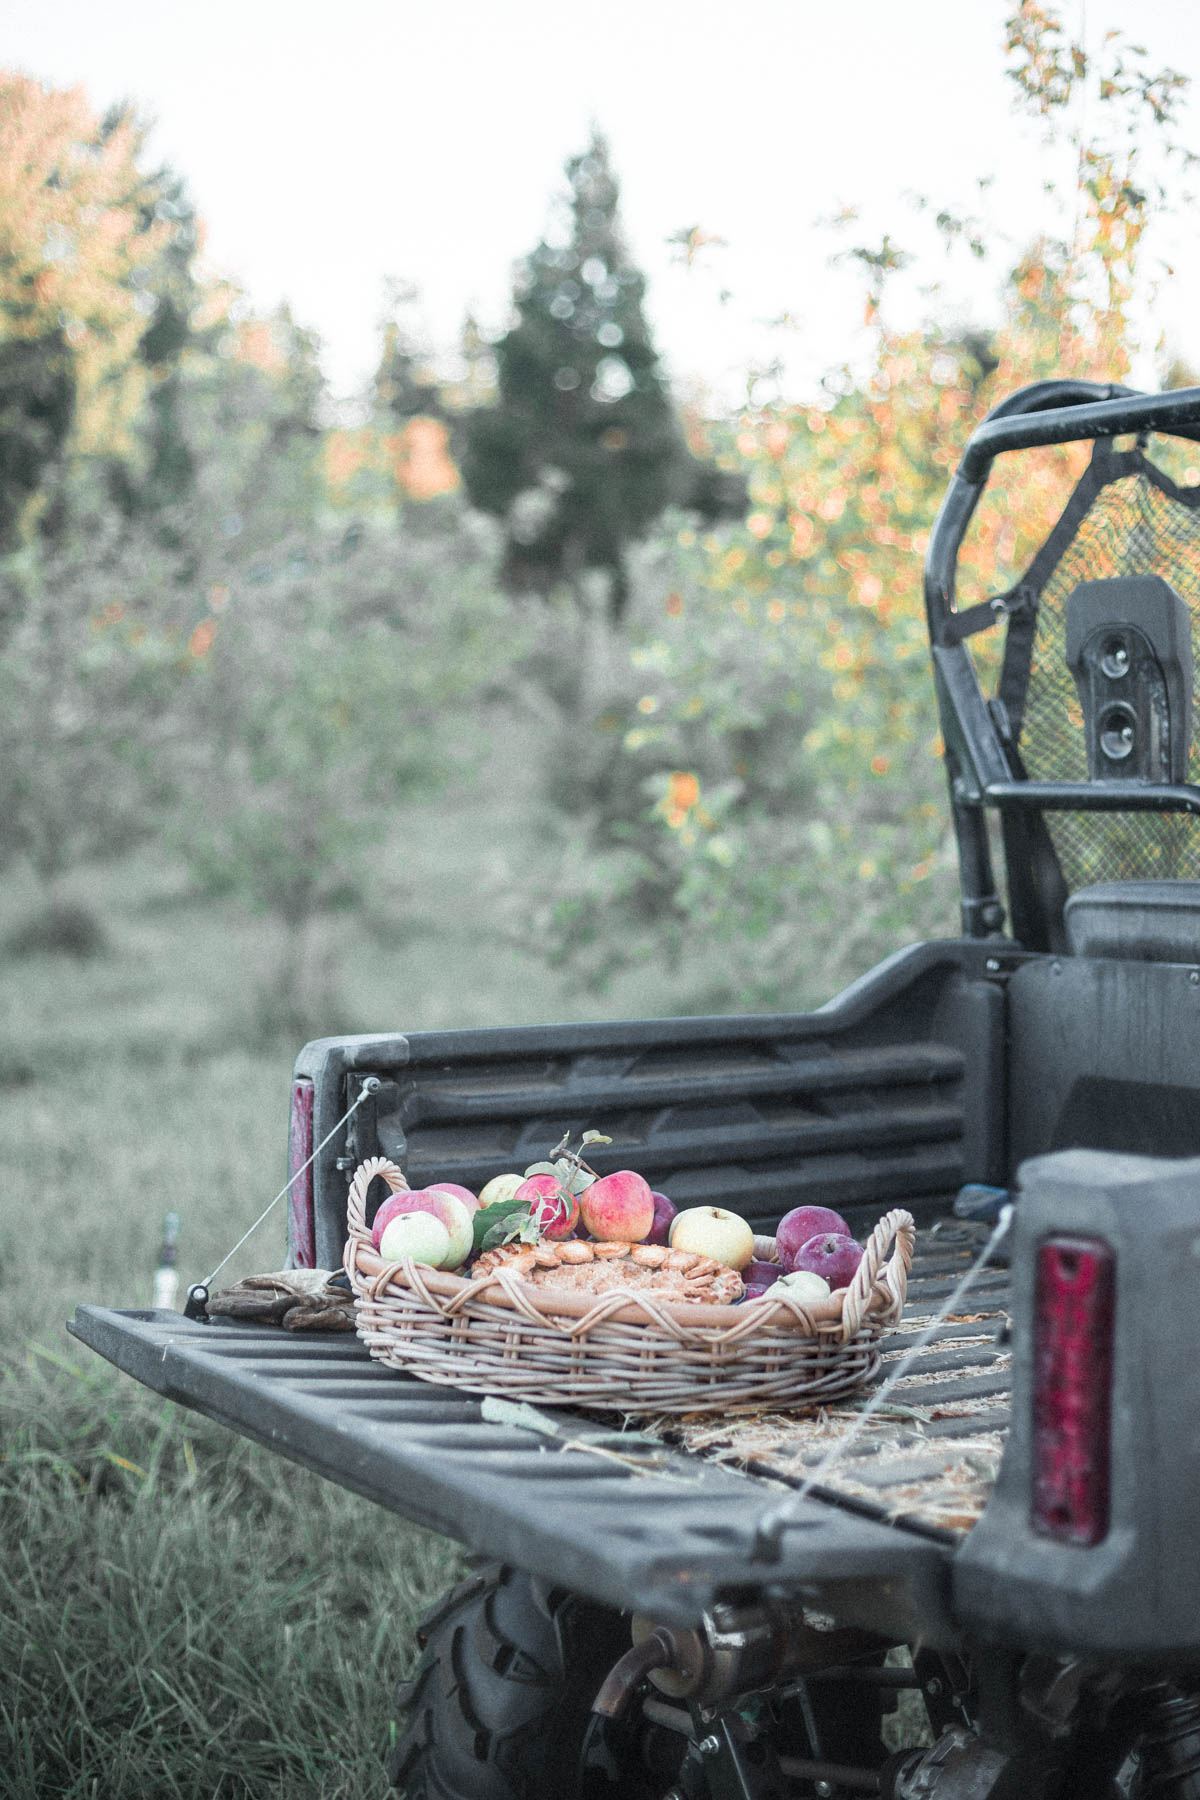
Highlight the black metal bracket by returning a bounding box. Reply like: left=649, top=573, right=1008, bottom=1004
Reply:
left=183, top=1283, right=210, bottom=1321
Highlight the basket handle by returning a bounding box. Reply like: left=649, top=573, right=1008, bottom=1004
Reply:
left=345, top=1156, right=410, bottom=1241
left=838, top=1208, right=915, bottom=1342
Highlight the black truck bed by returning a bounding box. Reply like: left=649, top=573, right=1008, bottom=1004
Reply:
left=658, top=1222, right=1010, bottom=1538
left=70, top=942, right=1021, bottom=1645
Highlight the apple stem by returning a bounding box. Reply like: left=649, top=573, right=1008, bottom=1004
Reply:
left=548, top=1130, right=602, bottom=1183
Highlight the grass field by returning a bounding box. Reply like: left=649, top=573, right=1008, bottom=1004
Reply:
left=0, top=690, right=936, bottom=1795
left=0, top=731, right=701, bottom=1799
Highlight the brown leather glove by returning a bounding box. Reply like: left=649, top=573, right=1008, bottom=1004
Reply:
left=205, top=1269, right=356, bottom=1332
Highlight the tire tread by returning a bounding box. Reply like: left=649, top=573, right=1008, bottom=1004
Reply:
left=389, top=1563, right=629, bottom=1799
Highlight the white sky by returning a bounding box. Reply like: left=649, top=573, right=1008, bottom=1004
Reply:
left=7, top=0, right=1200, bottom=408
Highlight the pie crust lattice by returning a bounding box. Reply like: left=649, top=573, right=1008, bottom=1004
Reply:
left=471, top=1237, right=745, bottom=1306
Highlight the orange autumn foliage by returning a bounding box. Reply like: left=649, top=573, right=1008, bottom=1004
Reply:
left=324, top=418, right=460, bottom=504
left=537, top=6, right=1200, bottom=1012
left=386, top=418, right=460, bottom=501
left=0, top=72, right=169, bottom=472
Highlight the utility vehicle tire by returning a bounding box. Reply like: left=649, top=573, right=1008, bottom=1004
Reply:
left=389, top=1562, right=659, bottom=1800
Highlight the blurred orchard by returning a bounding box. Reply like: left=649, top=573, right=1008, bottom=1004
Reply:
left=1, top=3, right=1196, bottom=1029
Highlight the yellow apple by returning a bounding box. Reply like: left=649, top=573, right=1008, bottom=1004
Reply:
left=668, top=1205, right=755, bottom=1270
left=478, top=1172, right=525, bottom=1209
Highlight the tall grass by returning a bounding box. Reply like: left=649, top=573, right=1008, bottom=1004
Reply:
left=1, top=1353, right=462, bottom=1799
left=0, top=748, right=685, bottom=1797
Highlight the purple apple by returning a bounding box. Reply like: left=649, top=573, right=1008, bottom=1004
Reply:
left=741, top=1258, right=782, bottom=1300
left=791, top=1231, right=863, bottom=1290
left=775, top=1204, right=851, bottom=1271
left=646, top=1191, right=677, bottom=1247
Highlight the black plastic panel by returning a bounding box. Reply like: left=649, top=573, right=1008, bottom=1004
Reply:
left=1008, top=955, right=1200, bottom=1169
left=68, top=1305, right=953, bottom=1639
left=298, top=944, right=1008, bottom=1269
left=956, top=1148, right=1200, bottom=1659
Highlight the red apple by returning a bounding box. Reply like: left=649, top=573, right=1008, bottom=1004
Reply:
left=514, top=1173, right=580, bottom=1240
left=372, top=1187, right=416, bottom=1249
left=775, top=1204, right=851, bottom=1271
left=428, top=1181, right=480, bottom=1217
left=579, top=1170, right=655, bottom=1243
left=791, top=1232, right=863, bottom=1289
left=371, top=1187, right=473, bottom=1268
left=646, top=1191, right=677, bottom=1247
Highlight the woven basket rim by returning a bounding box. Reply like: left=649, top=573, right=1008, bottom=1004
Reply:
left=344, top=1156, right=915, bottom=1345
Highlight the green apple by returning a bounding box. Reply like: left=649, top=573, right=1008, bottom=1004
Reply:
left=378, top=1211, right=452, bottom=1268
left=373, top=1189, right=473, bottom=1267
left=775, top=1269, right=832, bottom=1304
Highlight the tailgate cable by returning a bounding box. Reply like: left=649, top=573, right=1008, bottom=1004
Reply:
left=184, top=1078, right=381, bottom=1318
left=752, top=1204, right=1013, bottom=1561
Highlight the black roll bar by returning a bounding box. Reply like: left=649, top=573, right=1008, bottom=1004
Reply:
left=925, top=380, right=1200, bottom=646
left=920, top=378, right=1200, bottom=945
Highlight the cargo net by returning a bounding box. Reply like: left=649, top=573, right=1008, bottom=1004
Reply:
left=1000, top=453, right=1200, bottom=888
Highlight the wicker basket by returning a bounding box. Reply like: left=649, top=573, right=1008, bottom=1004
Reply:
left=343, top=1157, right=915, bottom=1415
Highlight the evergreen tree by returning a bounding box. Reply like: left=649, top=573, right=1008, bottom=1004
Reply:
left=373, top=283, right=445, bottom=423
left=463, top=130, right=728, bottom=620
left=109, top=162, right=205, bottom=528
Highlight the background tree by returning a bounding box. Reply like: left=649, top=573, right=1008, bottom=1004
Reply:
left=525, top=6, right=1195, bottom=1012
left=374, top=282, right=446, bottom=424
left=155, top=297, right=328, bottom=579
left=107, top=165, right=206, bottom=531
left=0, top=529, right=183, bottom=952
left=170, top=528, right=514, bottom=1038
left=0, top=76, right=188, bottom=547
left=362, top=285, right=464, bottom=519
left=462, top=129, right=739, bottom=621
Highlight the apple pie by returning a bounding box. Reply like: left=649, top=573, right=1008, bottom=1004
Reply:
left=469, top=1238, right=745, bottom=1306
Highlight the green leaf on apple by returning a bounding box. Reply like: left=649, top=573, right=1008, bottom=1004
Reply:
left=479, top=1211, right=542, bottom=1252
left=582, top=1131, right=612, bottom=1145
left=522, top=1161, right=558, bottom=1178
left=480, top=1211, right=540, bottom=1252
left=472, top=1198, right=535, bottom=1252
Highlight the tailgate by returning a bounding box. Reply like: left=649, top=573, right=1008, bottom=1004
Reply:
left=69, top=1222, right=1008, bottom=1642
left=69, top=1302, right=955, bottom=1639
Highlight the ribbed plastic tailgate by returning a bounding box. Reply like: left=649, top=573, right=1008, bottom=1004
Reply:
left=69, top=1303, right=953, bottom=1635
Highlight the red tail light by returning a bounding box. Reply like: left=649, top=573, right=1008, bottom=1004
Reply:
left=1032, top=1235, right=1115, bottom=1546
left=288, top=1078, right=316, bottom=1268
